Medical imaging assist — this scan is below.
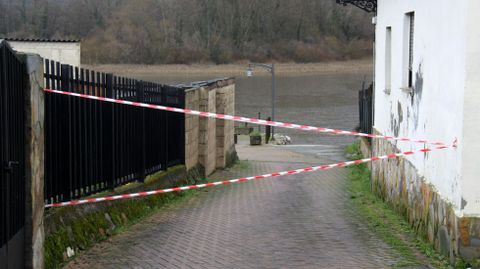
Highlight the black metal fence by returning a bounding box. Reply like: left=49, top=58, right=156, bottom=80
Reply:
left=44, top=60, right=185, bottom=204
left=358, top=83, right=373, bottom=135
left=0, top=41, right=26, bottom=267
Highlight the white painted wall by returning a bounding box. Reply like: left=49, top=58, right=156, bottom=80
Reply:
left=374, top=0, right=480, bottom=215
left=461, top=0, right=480, bottom=216
left=8, top=41, right=81, bottom=67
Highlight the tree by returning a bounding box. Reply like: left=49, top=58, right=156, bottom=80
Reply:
left=0, top=0, right=374, bottom=64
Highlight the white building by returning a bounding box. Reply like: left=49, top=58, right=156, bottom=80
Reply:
left=339, top=0, right=480, bottom=261
left=6, top=38, right=81, bottom=67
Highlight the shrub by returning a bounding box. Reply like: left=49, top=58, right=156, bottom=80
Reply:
left=249, top=131, right=261, bottom=137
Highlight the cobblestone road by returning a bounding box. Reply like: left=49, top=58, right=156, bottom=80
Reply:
left=66, top=145, right=405, bottom=269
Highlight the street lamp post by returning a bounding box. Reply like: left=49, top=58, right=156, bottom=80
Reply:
left=246, top=63, right=276, bottom=140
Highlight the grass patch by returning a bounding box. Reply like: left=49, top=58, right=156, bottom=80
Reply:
left=232, top=160, right=251, bottom=171
left=344, top=141, right=465, bottom=268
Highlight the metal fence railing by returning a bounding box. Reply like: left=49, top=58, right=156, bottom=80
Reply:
left=358, top=83, right=373, bottom=137
left=44, top=60, right=185, bottom=204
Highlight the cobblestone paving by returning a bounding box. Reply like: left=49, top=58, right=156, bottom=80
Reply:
left=66, top=147, right=405, bottom=269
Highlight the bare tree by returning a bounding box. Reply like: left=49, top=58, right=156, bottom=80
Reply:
left=0, top=0, right=374, bottom=64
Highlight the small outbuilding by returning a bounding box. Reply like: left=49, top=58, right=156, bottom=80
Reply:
left=5, top=38, right=81, bottom=67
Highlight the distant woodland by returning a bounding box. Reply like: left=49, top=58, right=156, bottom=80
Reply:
left=0, top=0, right=374, bottom=64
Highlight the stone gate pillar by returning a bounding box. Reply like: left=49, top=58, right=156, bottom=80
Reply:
left=20, top=53, right=45, bottom=269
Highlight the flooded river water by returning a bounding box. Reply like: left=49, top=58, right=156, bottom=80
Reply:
left=136, top=71, right=372, bottom=148
left=91, top=62, right=373, bottom=149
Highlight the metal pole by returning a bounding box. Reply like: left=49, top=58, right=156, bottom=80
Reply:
left=258, top=112, right=261, bottom=132
left=247, top=62, right=276, bottom=140
left=271, top=63, right=275, bottom=140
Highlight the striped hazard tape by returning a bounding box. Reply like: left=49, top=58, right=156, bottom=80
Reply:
left=44, top=144, right=455, bottom=208
left=44, top=88, right=448, bottom=146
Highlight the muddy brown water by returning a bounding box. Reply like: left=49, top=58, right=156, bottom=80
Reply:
left=132, top=71, right=372, bottom=147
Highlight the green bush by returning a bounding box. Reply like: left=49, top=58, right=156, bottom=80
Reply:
left=249, top=131, right=261, bottom=137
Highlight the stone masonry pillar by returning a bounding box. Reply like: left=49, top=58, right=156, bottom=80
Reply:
left=20, top=53, right=45, bottom=269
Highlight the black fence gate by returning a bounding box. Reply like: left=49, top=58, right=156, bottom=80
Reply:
left=359, top=82, right=373, bottom=136
left=0, top=41, right=26, bottom=268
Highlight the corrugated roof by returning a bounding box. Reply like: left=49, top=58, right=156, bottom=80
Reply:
left=173, top=77, right=235, bottom=90
left=3, top=38, right=80, bottom=43
left=172, top=77, right=232, bottom=88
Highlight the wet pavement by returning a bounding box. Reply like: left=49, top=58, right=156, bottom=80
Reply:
left=65, top=144, right=406, bottom=269
left=64, top=68, right=389, bottom=268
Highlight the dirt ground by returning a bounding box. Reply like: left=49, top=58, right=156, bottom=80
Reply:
left=88, top=60, right=373, bottom=147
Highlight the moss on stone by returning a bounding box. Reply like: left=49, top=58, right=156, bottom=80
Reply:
left=44, top=165, right=204, bottom=269
left=44, top=228, right=70, bottom=268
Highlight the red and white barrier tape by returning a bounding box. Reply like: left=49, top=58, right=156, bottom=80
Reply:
left=44, top=144, right=454, bottom=208
left=44, top=88, right=447, bottom=146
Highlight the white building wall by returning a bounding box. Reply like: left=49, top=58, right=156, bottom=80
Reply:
left=374, top=0, right=480, bottom=215
left=461, top=0, right=480, bottom=216
left=8, top=41, right=81, bottom=67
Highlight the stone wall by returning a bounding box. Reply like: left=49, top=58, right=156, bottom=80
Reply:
left=199, top=88, right=217, bottom=175
left=215, top=84, right=235, bottom=169
left=44, top=165, right=203, bottom=269
left=184, top=90, right=199, bottom=171
left=19, top=53, right=45, bottom=269
left=184, top=78, right=236, bottom=176
left=359, top=138, right=372, bottom=170
left=371, top=129, right=480, bottom=262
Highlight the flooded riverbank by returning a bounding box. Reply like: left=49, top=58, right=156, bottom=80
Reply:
left=89, top=61, right=373, bottom=147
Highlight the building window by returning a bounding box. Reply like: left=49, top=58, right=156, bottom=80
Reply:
left=404, top=12, right=415, bottom=89
left=385, top=27, right=392, bottom=93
